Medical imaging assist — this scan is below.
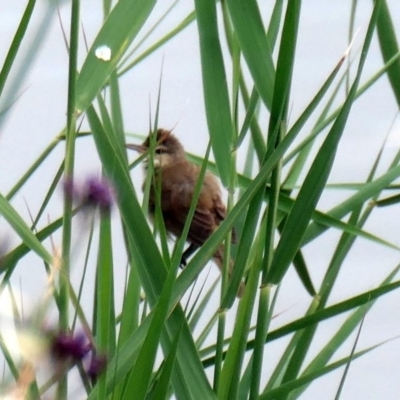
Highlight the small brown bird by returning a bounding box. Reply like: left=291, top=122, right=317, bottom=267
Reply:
left=127, top=129, right=244, bottom=297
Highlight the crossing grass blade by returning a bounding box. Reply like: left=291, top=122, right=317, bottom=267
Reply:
left=260, top=341, right=390, bottom=399
left=270, top=3, right=383, bottom=379
left=0, top=194, right=53, bottom=265
left=150, top=323, right=184, bottom=400
left=248, top=4, right=303, bottom=395
left=118, top=11, right=196, bottom=76
left=266, top=0, right=381, bottom=285
left=0, top=216, right=64, bottom=275
left=303, top=162, right=400, bottom=244
left=201, top=277, right=400, bottom=370
left=289, top=259, right=400, bottom=398
left=174, top=68, right=359, bottom=302
left=121, top=262, right=178, bottom=400
left=188, top=158, right=400, bottom=253
left=218, top=228, right=265, bottom=399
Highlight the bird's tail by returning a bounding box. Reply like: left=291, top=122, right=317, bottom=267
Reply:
left=213, top=245, right=245, bottom=298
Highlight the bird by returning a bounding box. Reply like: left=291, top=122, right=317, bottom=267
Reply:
left=126, top=128, right=245, bottom=297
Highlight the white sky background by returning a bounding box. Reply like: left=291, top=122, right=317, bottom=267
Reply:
left=1, top=1, right=400, bottom=399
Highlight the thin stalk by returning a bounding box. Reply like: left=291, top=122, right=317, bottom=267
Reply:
left=319, top=121, right=400, bottom=307
left=72, top=217, right=95, bottom=331
left=0, top=2, right=57, bottom=131
left=0, top=0, right=36, bottom=97
left=118, top=11, right=195, bottom=77
left=214, top=308, right=227, bottom=392
left=238, top=78, right=266, bottom=163
left=59, top=1, right=80, bottom=398
left=109, top=72, right=125, bottom=149
left=250, top=0, right=300, bottom=392
left=6, top=137, right=61, bottom=200
left=31, top=161, right=65, bottom=231
left=265, top=296, right=320, bottom=392
left=249, top=121, right=284, bottom=398
left=335, top=312, right=365, bottom=400
left=213, top=5, right=239, bottom=391
left=284, top=49, right=400, bottom=166
left=119, top=0, right=179, bottom=67
left=248, top=113, right=283, bottom=399
left=249, top=285, right=270, bottom=399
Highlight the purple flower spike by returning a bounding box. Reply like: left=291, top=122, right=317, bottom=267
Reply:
left=62, top=175, right=115, bottom=213
left=51, top=332, right=92, bottom=361
left=87, top=353, right=108, bottom=379
left=84, top=177, right=114, bottom=212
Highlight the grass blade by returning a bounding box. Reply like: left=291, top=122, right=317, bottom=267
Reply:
left=194, top=0, right=234, bottom=186
left=95, top=213, right=116, bottom=400
left=226, top=0, right=275, bottom=109
left=376, top=0, right=400, bottom=106
left=0, top=194, right=52, bottom=265
left=76, top=0, right=156, bottom=112
left=267, top=1, right=381, bottom=285
left=0, top=0, right=36, bottom=97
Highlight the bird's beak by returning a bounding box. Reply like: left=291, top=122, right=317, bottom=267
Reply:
left=126, top=143, right=147, bottom=153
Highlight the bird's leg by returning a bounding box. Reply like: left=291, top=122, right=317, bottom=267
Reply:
left=180, top=243, right=199, bottom=268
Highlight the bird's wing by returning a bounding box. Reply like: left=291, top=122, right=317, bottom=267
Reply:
left=160, top=165, right=236, bottom=245
left=160, top=180, right=217, bottom=245
left=212, top=194, right=237, bottom=243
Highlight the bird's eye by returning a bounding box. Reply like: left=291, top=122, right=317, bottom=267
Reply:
left=155, top=148, right=164, bottom=154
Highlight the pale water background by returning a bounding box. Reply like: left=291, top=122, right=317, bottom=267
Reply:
left=1, top=1, right=400, bottom=399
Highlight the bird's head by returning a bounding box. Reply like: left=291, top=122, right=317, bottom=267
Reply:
left=126, top=129, right=186, bottom=169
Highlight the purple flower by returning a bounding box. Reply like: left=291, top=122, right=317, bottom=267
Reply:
left=51, top=332, right=92, bottom=361
left=87, top=353, right=107, bottom=380
left=49, top=330, right=107, bottom=380
left=84, top=177, right=114, bottom=212
left=62, top=175, right=115, bottom=213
